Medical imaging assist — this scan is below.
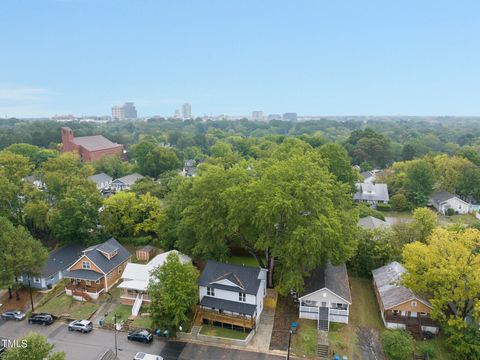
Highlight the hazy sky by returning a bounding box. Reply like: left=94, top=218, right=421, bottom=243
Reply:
left=1, top=0, right=479, bottom=117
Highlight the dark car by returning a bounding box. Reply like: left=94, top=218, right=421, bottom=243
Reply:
left=28, top=313, right=54, bottom=326
left=68, top=319, right=93, bottom=333
left=127, top=329, right=153, bottom=343
left=1, top=310, right=26, bottom=321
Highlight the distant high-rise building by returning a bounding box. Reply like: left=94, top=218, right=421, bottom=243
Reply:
left=174, top=109, right=181, bottom=119
left=267, top=114, right=282, bottom=120
left=283, top=112, right=298, bottom=121
left=252, top=111, right=264, bottom=121
left=182, top=103, right=192, bottom=119
left=111, top=102, right=137, bottom=120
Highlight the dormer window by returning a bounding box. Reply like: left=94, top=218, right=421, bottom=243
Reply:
left=82, top=261, right=91, bottom=269
left=207, top=287, right=215, bottom=296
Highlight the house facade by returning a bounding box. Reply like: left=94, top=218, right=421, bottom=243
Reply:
left=372, top=262, right=439, bottom=336
left=430, top=190, right=471, bottom=215
left=88, top=173, right=113, bottom=191
left=111, top=173, right=144, bottom=191
left=353, top=183, right=389, bottom=205
left=298, top=263, right=351, bottom=331
left=61, top=127, right=124, bottom=162
left=18, top=245, right=83, bottom=290
left=118, top=250, right=191, bottom=315
left=196, top=261, right=267, bottom=330
left=64, top=238, right=131, bottom=301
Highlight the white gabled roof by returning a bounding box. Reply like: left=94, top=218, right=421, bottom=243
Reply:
left=120, top=250, right=191, bottom=291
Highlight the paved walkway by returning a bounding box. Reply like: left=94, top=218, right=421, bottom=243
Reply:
left=248, top=308, right=275, bottom=352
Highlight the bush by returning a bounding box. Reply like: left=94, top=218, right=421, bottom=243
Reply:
left=390, top=193, right=410, bottom=211
left=381, top=330, right=414, bottom=360
left=446, top=208, right=455, bottom=216
left=376, top=203, right=392, bottom=211
left=419, top=342, right=436, bottom=358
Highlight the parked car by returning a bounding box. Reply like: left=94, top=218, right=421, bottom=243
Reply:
left=127, top=329, right=153, bottom=343
left=28, top=313, right=54, bottom=326
left=68, top=319, right=93, bottom=333
left=1, top=310, right=26, bottom=321
left=133, top=352, right=163, bottom=360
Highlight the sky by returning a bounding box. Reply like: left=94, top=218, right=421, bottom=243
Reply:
left=1, top=0, right=480, bottom=118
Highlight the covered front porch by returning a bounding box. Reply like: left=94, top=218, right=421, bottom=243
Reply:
left=196, top=296, right=257, bottom=330
left=64, top=270, right=105, bottom=301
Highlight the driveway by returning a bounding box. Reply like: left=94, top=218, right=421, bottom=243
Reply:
left=0, top=318, right=284, bottom=360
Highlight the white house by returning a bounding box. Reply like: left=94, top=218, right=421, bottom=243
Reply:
left=118, top=250, right=191, bottom=315
left=197, top=261, right=267, bottom=330
left=111, top=173, right=144, bottom=191
left=430, top=190, right=471, bottom=215
left=88, top=173, right=113, bottom=191
left=353, top=183, right=389, bottom=205
left=298, top=263, right=351, bottom=331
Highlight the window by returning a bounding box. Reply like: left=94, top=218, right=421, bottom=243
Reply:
left=118, top=266, right=122, bottom=274
left=419, top=312, right=427, bottom=317
left=82, top=261, right=91, bottom=269
left=85, top=280, right=91, bottom=286
left=207, top=287, right=215, bottom=296
left=392, top=310, right=400, bottom=316
left=95, top=279, right=100, bottom=284
left=411, top=301, right=417, bottom=307
left=239, top=292, right=246, bottom=302
left=33, top=277, right=41, bottom=283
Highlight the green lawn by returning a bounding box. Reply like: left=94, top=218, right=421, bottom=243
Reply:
left=227, top=256, right=264, bottom=268
left=291, top=319, right=318, bottom=358
left=199, top=325, right=249, bottom=340
left=414, top=337, right=452, bottom=360
left=36, top=293, right=99, bottom=319
left=104, top=304, right=132, bottom=325
left=442, top=213, right=480, bottom=226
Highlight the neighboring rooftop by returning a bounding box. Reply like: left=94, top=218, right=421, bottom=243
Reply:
left=358, top=216, right=390, bottom=230
left=71, top=135, right=121, bottom=152
left=112, top=173, right=144, bottom=186
left=88, top=173, right=113, bottom=185
left=372, top=261, right=431, bottom=310
left=353, top=183, right=389, bottom=202
left=198, top=261, right=263, bottom=295
left=300, top=262, right=352, bottom=304
left=430, top=190, right=458, bottom=205
left=40, top=245, right=84, bottom=277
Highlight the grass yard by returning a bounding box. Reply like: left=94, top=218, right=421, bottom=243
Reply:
left=36, top=293, right=99, bottom=319
left=132, top=316, right=152, bottom=329
left=227, top=255, right=264, bottom=268
left=329, top=277, right=384, bottom=359
left=440, top=213, right=480, bottom=227
left=103, top=304, right=132, bottom=325
left=199, top=325, right=249, bottom=340
left=414, top=337, right=452, bottom=360
left=291, top=319, right=318, bottom=358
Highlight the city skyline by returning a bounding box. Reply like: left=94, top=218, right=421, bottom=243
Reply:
left=1, top=1, right=480, bottom=118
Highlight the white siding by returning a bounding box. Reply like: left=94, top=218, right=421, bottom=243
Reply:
left=386, top=322, right=406, bottom=330
left=199, top=286, right=256, bottom=305
left=300, top=288, right=349, bottom=307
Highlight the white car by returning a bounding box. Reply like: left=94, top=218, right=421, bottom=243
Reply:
left=133, top=352, right=163, bottom=360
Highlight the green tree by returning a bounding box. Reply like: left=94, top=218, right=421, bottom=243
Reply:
left=318, top=142, right=358, bottom=189
left=0, top=217, right=48, bottom=299
left=148, top=252, right=199, bottom=330
left=404, top=159, right=435, bottom=206
left=131, top=139, right=182, bottom=178
left=3, top=332, right=65, bottom=360
left=389, top=193, right=410, bottom=211
left=47, top=185, right=101, bottom=243
left=409, top=207, right=437, bottom=243
left=381, top=330, right=414, bottom=360
left=344, top=128, right=394, bottom=167
left=90, top=155, right=134, bottom=178
left=4, top=143, right=57, bottom=168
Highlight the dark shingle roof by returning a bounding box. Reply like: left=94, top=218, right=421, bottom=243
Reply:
left=96, top=242, right=119, bottom=254
left=198, top=261, right=262, bottom=295
left=72, top=135, right=121, bottom=152
left=83, top=238, right=131, bottom=274
left=40, top=245, right=84, bottom=277
left=430, top=190, right=456, bottom=205
left=200, top=296, right=257, bottom=316
left=63, top=269, right=103, bottom=281
left=300, top=262, right=351, bottom=303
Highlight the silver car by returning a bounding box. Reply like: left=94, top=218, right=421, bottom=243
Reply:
left=1, top=310, right=26, bottom=321
left=68, top=319, right=93, bottom=333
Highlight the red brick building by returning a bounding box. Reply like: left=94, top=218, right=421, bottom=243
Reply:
left=61, top=127, right=124, bottom=162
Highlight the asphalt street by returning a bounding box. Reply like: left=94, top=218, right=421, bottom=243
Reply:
left=0, top=318, right=284, bottom=360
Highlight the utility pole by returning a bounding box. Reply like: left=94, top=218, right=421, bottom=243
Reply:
left=28, top=276, right=34, bottom=312
left=286, top=329, right=292, bottom=360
